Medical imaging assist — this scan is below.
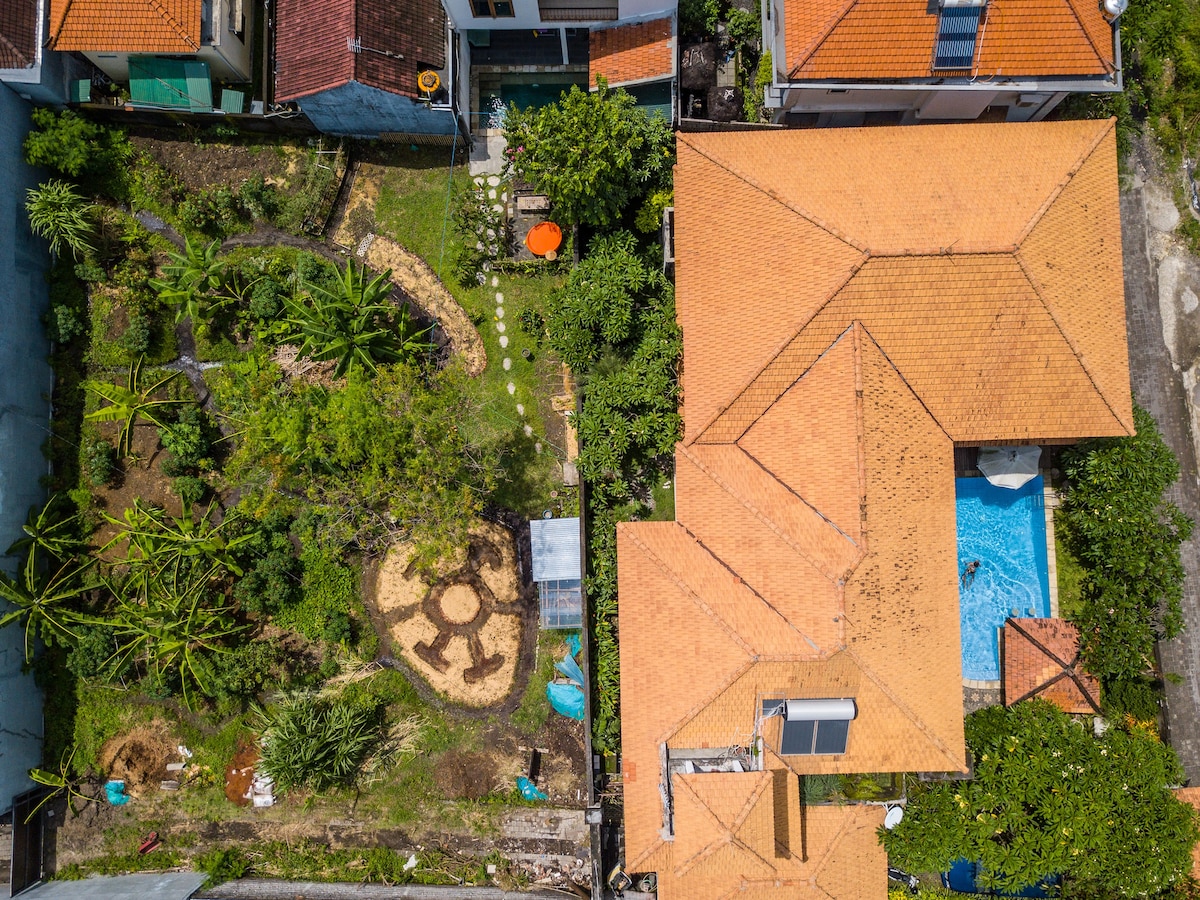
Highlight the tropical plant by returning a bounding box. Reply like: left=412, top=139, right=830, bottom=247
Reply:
left=23, top=109, right=130, bottom=180
left=103, top=499, right=256, bottom=577
left=1058, top=404, right=1194, bottom=680
left=6, top=494, right=86, bottom=561
left=150, top=237, right=228, bottom=324
left=106, top=561, right=244, bottom=708
left=503, top=79, right=674, bottom=227
left=254, top=690, right=389, bottom=792
left=85, top=357, right=186, bottom=457
left=281, top=261, right=431, bottom=376
left=0, top=547, right=95, bottom=661
left=882, top=700, right=1199, bottom=897
left=24, top=747, right=97, bottom=822
left=26, top=180, right=95, bottom=259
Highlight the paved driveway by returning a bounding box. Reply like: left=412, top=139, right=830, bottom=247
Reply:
left=1122, top=137, right=1200, bottom=782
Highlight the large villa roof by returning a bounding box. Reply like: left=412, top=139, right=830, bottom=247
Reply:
left=782, top=0, right=1116, bottom=81
left=617, top=118, right=1130, bottom=900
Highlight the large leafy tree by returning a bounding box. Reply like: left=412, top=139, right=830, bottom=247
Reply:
left=1058, top=404, right=1193, bottom=680
left=215, top=363, right=497, bottom=564
left=85, top=357, right=187, bottom=457
left=503, top=80, right=674, bottom=227
left=883, top=701, right=1199, bottom=897
left=281, top=261, right=431, bottom=377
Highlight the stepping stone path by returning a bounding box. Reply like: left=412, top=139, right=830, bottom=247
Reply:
left=487, top=276, right=537, bottom=450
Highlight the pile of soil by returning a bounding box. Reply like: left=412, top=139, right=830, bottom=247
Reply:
left=435, top=751, right=498, bottom=800
left=224, top=740, right=261, bottom=807
left=98, top=725, right=179, bottom=798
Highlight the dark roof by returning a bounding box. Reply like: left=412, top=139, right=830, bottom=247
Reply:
left=0, top=0, right=38, bottom=69
left=274, top=0, right=446, bottom=103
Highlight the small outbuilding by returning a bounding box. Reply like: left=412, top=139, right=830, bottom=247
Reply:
left=1002, top=617, right=1102, bottom=714
left=529, top=517, right=582, bottom=629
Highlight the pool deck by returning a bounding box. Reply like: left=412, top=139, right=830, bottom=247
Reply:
left=960, top=479, right=1060, bottom=695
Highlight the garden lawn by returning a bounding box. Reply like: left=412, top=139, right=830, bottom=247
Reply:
left=373, top=149, right=565, bottom=519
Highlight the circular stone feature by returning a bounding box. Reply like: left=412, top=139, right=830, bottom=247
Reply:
left=500, top=335, right=509, bottom=348
left=440, top=583, right=482, bottom=625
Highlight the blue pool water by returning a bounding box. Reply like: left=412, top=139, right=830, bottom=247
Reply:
left=956, top=476, right=1051, bottom=681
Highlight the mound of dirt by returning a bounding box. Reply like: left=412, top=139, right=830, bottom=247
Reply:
left=98, top=725, right=179, bottom=797
left=435, top=751, right=499, bottom=800
left=224, top=740, right=261, bottom=807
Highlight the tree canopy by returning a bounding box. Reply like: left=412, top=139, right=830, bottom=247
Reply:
left=882, top=700, right=1199, bottom=897
left=1058, top=404, right=1193, bottom=680
left=503, top=81, right=674, bottom=228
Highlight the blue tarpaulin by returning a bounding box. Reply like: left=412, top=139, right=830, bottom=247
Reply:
left=547, top=682, right=585, bottom=720
left=104, top=780, right=129, bottom=806
left=516, top=776, right=547, bottom=801
left=555, top=654, right=584, bottom=686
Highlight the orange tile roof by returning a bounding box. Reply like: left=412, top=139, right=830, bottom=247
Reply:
left=589, top=17, right=674, bottom=87
left=618, top=118, right=1130, bottom=900
left=1002, top=618, right=1101, bottom=714
left=1175, top=788, right=1200, bottom=878
left=49, top=0, right=201, bottom=52
left=784, top=0, right=1115, bottom=81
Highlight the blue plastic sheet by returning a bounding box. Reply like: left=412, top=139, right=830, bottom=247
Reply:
left=565, top=633, right=581, bottom=658
left=104, top=780, right=129, bottom=806
left=555, top=654, right=584, bottom=686
left=516, top=776, right=548, bottom=801
left=547, top=681, right=585, bottom=720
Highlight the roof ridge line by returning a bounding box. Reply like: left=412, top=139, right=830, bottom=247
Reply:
left=845, top=647, right=966, bottom=772
left=0, top=29, right=29, bottom=67
left=668, top=516, right=831, bottom=654
left=1012, top=251, right=1130, bottom=434
left=1014, top=119, right=1114, bottom=247
left=786, top=0, right=861, bottom=78
left=1006, top=618, right=1075, bottom=671
left=147, top=0, right=201, bottom=49
left=693, top=284, right=864, bottom=443
left=1060, top=0, right=1112, bottom=71
left=804, top=804, right=863, bottom=889
left=850, top=324, right=869, bottom=555
left=728, top=769, right=774, bottom=834
left=623, top=524, right=760, bottom=661
left=679, top=138, right=867, bottom=253
left=856, top=322, right=956, bottom=444
left=680, top=443, right=856, bottom=588
left=48, top=0, right=77, bottom=45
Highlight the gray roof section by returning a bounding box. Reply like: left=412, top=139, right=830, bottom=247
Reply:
left=529, top=517, right=581, bottom=582
left=19, top=874, right=205, bottom=900
left=198, top=879, right=562, bottom=900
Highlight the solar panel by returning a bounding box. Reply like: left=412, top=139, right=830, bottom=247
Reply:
left=814, top=718, right=851, bottom=754
left=932, top=6, right=982, bottom=70
left=780, top=718, right=851, bottom=755
left=781, top=719, right=816, bottom=755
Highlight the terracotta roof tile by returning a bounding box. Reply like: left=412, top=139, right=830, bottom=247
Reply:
left=618, top=119, right=1128, bottom=900
left=589, top=17, right=674, bottom=87
left=1002, top=618, right=1101, bottom=713
left=0, top=0, right=38, bottom=68
left=784, top=0, right=1115, bottom=80
left=49, top=0, right=200, bottom=52
left=275, top=0, right=446, bottom=102
left=1175, top=788, right=1200, bottom=879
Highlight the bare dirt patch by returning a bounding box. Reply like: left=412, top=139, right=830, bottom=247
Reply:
left=373, top=521, right=526, bottom=707
left=91, top=422, right=183, bottom=554
left=224, top=740, right=260, bottom=807
left=130, top=132, right=308, bottom=194
left=435, top=750, right=499, bottom=800
left=98, top=724, right=179, bottom=798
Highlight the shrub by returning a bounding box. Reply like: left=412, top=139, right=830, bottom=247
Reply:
left=679, top=0, right=720, bottom=37
left=66, top=624, right=125, bottom=682
left=23, top=109, right=128, bottom=179
left=26, top=180, right=95, bottom=259
left=196, top=848, right=250, bottom=887
left=255, top=691, right=386, bottom=792
left=634, top=188, right=673, bottom=234
left=1059, top=404, right=1193, bottom=680
left=232, top=512, right=300, bottom=617
left=503, top=80, right=674, bottom=227
left=172, top=475, right=208, bottom=506
left=1104, top=675, right=1163, bottom=721
left=208, top=641, right=283, bottom=708
left=273, top=547, right=356, bottom=644
left=248, top=278, right=283, bottom=321
left=82, top=437, right=118, bottom=487
left=46, top=303, right=87, bottom=345
left=119, top=314, right=151, bottom=357
left=726, top=5, right=761, bottom=46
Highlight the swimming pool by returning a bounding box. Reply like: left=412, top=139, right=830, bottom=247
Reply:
left=956, top=475, right=1052, bottom=682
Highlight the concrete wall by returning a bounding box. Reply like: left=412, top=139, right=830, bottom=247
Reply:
left=0, top=85, right=49, bottom=814
left=296, top=81, right=459, bottom=138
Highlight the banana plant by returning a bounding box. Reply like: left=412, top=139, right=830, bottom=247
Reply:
left=0, top=547, right=96, bottom=661
left=5, top=493, right=86, bottom=561
left=85, top=357, right=186, bottom=457
left=24, top=747, right=97, bottom=823
left=103, top=499, right=255, bottom=577
left=150, top=236, right=227, bottom=324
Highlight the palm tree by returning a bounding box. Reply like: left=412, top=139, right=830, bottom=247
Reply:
left=282, top=261, right=432, bottom=377
left=26, top=179, right=94, bottom=258
left=0, top=548, right=95, bottom=661
left=150, top=237, right=227, bottom=324
left=6, top=494, right=85, bottom=561
left=85, top=357, right=186, bottom=457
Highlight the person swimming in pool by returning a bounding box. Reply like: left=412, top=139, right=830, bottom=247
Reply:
left=961, top=559, right=980, bottom=588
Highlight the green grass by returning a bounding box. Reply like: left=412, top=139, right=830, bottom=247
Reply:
left=1055, top=522, right=1086, bottom=620
left=373, top=151, right=564, bottom=520
left=72, top=684, right=158, bottom=775
left=649, top=477, right=676, bottom=522
left=511, top=631, right=563, bottom=735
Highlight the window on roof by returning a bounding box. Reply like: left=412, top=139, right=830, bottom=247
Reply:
left=473, top=0, right=516, bottom=16
left=932, top=4, right=983, bottom=70
left=765, top=698, right=857, bottom=756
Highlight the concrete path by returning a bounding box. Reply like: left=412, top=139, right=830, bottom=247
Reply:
left=1122, top=136, right=1200, bottom=782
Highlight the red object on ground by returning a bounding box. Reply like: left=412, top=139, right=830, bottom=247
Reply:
left=138, top=832, right=160, bottom=854
left=526, top=221, right=563, bottom=256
